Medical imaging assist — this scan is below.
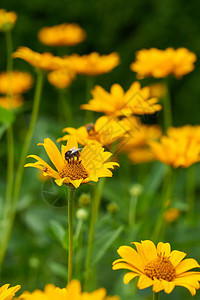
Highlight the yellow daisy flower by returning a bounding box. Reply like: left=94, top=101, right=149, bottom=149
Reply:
left=25, top=136, right=119, bottom=188
left=19, top=280, right=119, bottom=300
left=66, top=52, right=120, bottom=76
left=57, top=116, right=129, bottom=146
left=0, top=71, right=33, bottom=95
left=112, top=240, right=200, bottom=295
left=0, top=9, right=17, bottom=32
left=149, top=125, right=200, bottom=168
left=13, top=47, right=70, bottom=71
left=47, top=69, right=76, bottom=89
left=0, top=284, right=20, bottom=300
left=130, top=48, right=197, bottom=79
left=81, top=82, right=162, bottom=117
left=38, top=23, right=86, bottom=46
left=0, top=95, right=24, bottom=110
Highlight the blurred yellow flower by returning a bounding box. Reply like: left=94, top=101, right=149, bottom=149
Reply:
left=57, top=116, right=129, bottom=146
left=164, top=208, right=180, bottom=223
left=0, top=9, right=17, bottom=32
left=131, top=48, right=197, bottom=79
left=25, top=136, right=119, bottom=189
left=127, top=148, right=155, bottom=164
left=13, top=47, right=69, bottom=71
left=0, top=71, right=33, bottom=95
left=66, top=52, right=120, bottom=76
left=81, top=82, right=162, bottom=117
left=0, top=284, right=20, bottom=300
left=149, top=125, right=200, bottom=168
left=149, top=83, right=167, bottom=98
left=20, top=280, right=119, bottom=300
left=113, top=240, right=200, bottom=295
left=38, top=23, right=86, bottom=46
left=0, top=95, right=24, bottom=110
left=47, top=69, right=76, bottom=89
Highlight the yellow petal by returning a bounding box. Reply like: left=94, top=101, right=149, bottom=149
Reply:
left=38, top=138, right=63, bottom=171
left=161, top=279, right=175, bottom=294
left=112, top=262, right=142, bottom=274
left=137, top=274, right=154, bottom=289
left=117, top=246, right=145, bottom=272
left=123, top=272, right=139, bottom=284
left=157, top=242, right=171, bottom=256
left=176, top=258, right=200, bottom=275
left=133, top=241, right=157, bottom=264
left=69, top=178, right=83, bottom=188
left=66, top=280, right=81, bottom=297
left=170, top=250, right=186, bottom=267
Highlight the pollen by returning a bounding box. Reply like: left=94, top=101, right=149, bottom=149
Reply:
left=59, top=161, right=88, bottom=180
left=144, top=253, right=176, bottom=281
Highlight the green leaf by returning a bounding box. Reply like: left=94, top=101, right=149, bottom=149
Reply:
left=92, top=225, right=123, bottom=266
left=49, top=262, right=67, bottom=280
left=0, top=106, right=15, bottom=124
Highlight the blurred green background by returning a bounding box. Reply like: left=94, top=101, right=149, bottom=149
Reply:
left=1, top=1, right=200, bottom=299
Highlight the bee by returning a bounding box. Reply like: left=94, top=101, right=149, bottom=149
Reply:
left=65, top=147, right=82, bottom=164
left=43, top=167, right=48, bottom=172
left=86, top=123, right=95, bottom=133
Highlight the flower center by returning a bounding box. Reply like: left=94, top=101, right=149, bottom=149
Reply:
left=59, top=160, right=88, bottom=180
left=144, top=253, right=176, bottom=281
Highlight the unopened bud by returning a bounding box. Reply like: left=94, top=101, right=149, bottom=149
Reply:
left=129, top=183, right=143, bottom=197
left=78, top=193, right=91, bottom=206
left=76, top=208, right=88, bottom=221
left=107, top=202, right=119, bottom=214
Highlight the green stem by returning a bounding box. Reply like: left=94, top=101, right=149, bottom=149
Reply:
left=84, top=76, right=94, bottom=124
left=67, top=186, right=76, bottom=283
left=84, top=192, right=96, bottom=291
left=186, top=165, right=196, bottom=222
left=129, top=195, right=137, bottom=227
left=5, top=30, right=13, bottom=72
left=162, top=81, right=172, bottom=133
left=95, top=177, right=106, bottom=219
left=0, top=70, right=44, bottom=272
left=153, top=291, right=159, bottom=300
left=151, top=166, right=176, bottom=242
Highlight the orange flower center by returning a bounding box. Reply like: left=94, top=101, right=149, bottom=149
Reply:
left=144, top=253, right=176, bottom=281
left=59, top=160, right=88, bottom=180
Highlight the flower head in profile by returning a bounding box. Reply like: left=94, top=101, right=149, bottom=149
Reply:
left=0, top=284, right=20, bottom=300
left=0, top=71, right=33, bottom=95
left=81, top=82, right=162, bottom=117
left=47, top=69, right=76, bottom=89
left=13, top=47, right=69, bottom=71
left=38, top=23, right=86, bottom=46
left=19, top=279, right=119, bottom=300
left=25, top=136, right=119, bottom=188
left=0, top=95, right=24, bottom=110
left=113, top=240, right=200, bottom=295
left=57, top=116, right=129, bottom=147
left=130, top=48, right=197, bottom=79
left=66, top=52, right=120, bottom=76
left=149, top=125, right=200, bottom=168
left=0, top=9, right=17, bottom=32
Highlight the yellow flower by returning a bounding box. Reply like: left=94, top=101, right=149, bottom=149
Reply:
left=25, top=136, right=119, bottom=188
left=0, top=95, right=24, bottom=110
left=47, top=69, right=76, bottom=89
left=164, top=208, right=180, bottom=223
left=0, top=284, right=20, bottom=300
left=38, top=23, right=86, bottom=46
left=0, top=9, right=17, bottom=32
left=149, top=125, right=200, bottom=168
left=66, top=52, right=120, bottom=76
left=81, top=82, right=162, bottom=117
left=112, top=240, right=200, bottom=295
left=19, top=280, right=119, bottom=300
left=0, top=71, right=33, bottom=95
left=130, top=48, right=197, bottom=79
left=127, top=148, right=155, bottom=164
left=149, top=83, right=167, bottom=98
left=57, top=116, right=129, bottom=146
left=13, top=47, right=69, bottom=71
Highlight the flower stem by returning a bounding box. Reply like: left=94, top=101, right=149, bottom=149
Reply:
left=0, top=70, right=44, bottom=272
left=95, top=177, right=106, bottom=219
left=152, top=166, right=176, bottom=242
left=67, top=186, right=76, bottom=283
left=186, top=165, right=196, bottom=223
left=84, top=191, right=96, bottom=291
left=162, top=81, right=172, bottom=133
left=153, top=291, right=159, bottom=300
